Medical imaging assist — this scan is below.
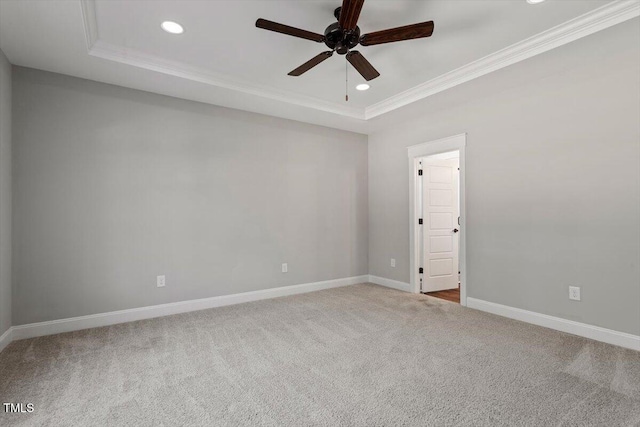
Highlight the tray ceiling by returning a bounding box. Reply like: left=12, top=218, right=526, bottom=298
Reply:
left=1, top=0, right=637, bottom=132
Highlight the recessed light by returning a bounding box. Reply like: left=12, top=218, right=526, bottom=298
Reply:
left=526, top=0, right=545, bottom=4
left=356, top=84, right=370, bottom=91
left=161, top=21, right=184, bottom=34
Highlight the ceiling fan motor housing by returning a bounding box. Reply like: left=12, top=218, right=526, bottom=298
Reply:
left=324, top=10, right=360, bottom=55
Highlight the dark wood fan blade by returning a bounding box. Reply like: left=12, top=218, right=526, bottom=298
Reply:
left=346, top=51, right=379, bottom=81
left=360, top=21, right=434, bottom=46
left=288, top=51, right=334, bottom=76
left=339, top=0, right=365, bottom=31
left=256, top=18, right=324, bottom=42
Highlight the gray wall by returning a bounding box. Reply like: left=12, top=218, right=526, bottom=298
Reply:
left=12, top=67, right=368, bottom=325
left=368, top=20, right=640, bottom=335
left=0, top=49, right=11, bottom=336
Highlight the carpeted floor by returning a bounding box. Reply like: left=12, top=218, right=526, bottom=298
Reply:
left=1, top=283, right=639, bottom=426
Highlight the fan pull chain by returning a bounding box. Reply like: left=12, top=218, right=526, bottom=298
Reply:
left=345, top=59, right=349, bottom=102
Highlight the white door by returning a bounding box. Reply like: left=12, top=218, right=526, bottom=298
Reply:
left=421, top=157, right=459, bottom=292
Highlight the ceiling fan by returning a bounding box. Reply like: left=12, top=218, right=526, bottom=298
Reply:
left=255, top=0, right=434, bottom=82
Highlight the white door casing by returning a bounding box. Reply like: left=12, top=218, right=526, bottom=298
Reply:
left=407, top=133, right=466, bottom=305
left=421, top=157, right=459, bottom=292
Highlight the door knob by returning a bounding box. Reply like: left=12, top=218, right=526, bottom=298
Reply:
left=452, top=228, right=459, bottom=233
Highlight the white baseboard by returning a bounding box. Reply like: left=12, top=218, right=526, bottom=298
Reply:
left=368, top=275, right=413, bottom=293
left=8, top=275, right=369, bottom=343
left=467, top=297, right=640, bottom=352
left=6, top=279, right=636, bottom=353
left=0, top=327, right=12, bottom=353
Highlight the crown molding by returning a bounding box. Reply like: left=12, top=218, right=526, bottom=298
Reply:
left=88, top=40, right=365, bottom=119
left=365, top=0, right=640, bottom=119
left=79, top=0, right=639, bottom=122
left=79, top=0, right=365, bottom=120
left=79, top=0, right=98, bottom=50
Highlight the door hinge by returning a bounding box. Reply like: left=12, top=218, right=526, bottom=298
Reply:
left=418, top=218, right=423, bottom=225
left=419, top=267, right=424, bottom=274
left=418, top=169, right=423, bottom=176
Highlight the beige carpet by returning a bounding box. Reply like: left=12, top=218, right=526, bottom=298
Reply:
left=1, top=283, right=639, bottom=426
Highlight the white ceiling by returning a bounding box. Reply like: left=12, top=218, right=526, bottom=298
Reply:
left=1, top=0, right=638, bottom=132
left=91, top=0, right=608, bottom=106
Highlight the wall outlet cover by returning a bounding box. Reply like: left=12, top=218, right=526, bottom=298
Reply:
left=157, top=275, right=166, bottom=288
left=391, top=258, right=396, bottom=268
left=569, top=286, right=580, bottom=301
left=282, top=263, right=288, bottom=273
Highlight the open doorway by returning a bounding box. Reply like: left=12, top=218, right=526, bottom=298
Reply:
left=418, top=151, right=460, bottom=303
left=408, top=133, right=466, bottom=305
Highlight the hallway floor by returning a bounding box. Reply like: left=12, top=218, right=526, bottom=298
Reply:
left=425, top=287, right=460, bottom=303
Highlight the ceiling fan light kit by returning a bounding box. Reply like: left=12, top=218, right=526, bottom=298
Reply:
left=256, top=0, right=435, bottom=92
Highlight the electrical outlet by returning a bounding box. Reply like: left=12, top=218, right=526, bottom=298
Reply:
left=569, top=286, right=580, bottom=301
left=157, top=275, right=166, bottom=288
left=391, top=258, right=396, bottom=268
left=282, top=263, right=288, bottom=273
